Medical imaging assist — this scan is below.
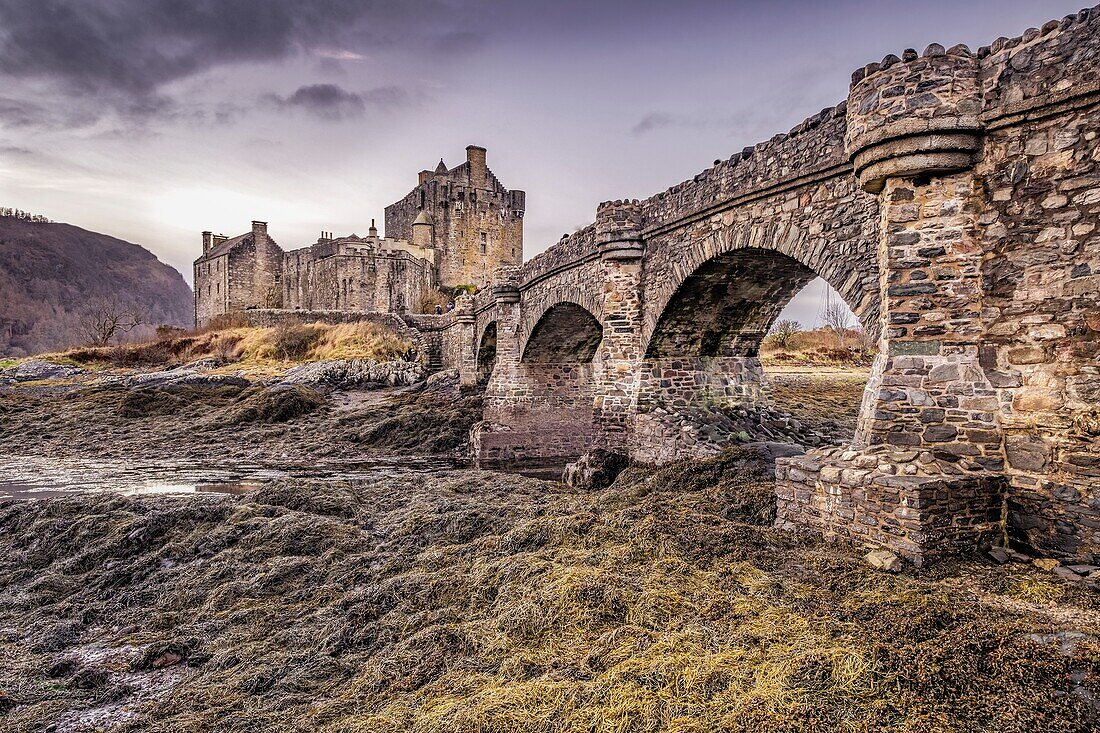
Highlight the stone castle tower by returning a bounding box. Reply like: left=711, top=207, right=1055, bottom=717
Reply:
left=384, top=145, right=525, bottom=289
left=192, top=145, right=524, bottom=326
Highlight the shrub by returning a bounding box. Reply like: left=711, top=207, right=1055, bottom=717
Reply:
left=767, top=319, right=802, bottom=349
left=269, top=323, right=322, bottom=361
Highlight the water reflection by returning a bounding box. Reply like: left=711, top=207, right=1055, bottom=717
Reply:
left=0, top=455, right=458, bottom=500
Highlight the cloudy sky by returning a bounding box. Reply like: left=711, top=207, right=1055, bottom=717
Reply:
left=0, top=0, right=1081, bottom=326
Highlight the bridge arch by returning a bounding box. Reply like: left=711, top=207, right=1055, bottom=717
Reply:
left=476, top=321, right=497, bottom=384
left=521, top=300, right=604, bottom=364
left=641, top=218, right=879, bottom=356
left=643, top=245, right=873, bottom=358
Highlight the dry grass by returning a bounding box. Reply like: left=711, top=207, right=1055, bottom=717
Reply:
left=0, top=449, right=1096, bottom=732
left=54, top=321, right=412, bottom=371
left=761, top=328, right=875, bottom=367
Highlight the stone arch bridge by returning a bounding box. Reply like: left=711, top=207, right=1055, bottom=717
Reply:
left=432, top=9, right=1100, bottom=564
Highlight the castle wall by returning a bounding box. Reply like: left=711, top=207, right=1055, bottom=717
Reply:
left=193, top=252, right=230, bottom=325
left=385, top=148, right=524, bottom=290
left=282, top=247, right=432, bottom=314
left=193, top=225, right=285, bottom=326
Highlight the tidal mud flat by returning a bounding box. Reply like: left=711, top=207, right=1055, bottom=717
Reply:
left=0, top=368, right=1097, bottom=732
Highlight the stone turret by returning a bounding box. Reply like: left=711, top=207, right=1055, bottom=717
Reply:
left=412, top=209, right=433, bottom=249
left=846, top=44, right=982, bottom=193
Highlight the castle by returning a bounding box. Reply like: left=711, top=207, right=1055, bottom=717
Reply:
left=193, top=145, right=525, bottom=326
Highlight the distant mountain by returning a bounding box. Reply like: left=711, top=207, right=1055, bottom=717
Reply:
left=0, top=214, right=193, bottom=357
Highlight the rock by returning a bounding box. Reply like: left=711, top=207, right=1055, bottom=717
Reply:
left=125, top=365, right=250, bottom=388
left=1033, top=558, right=1060, bottom=571
left=864, top=549, right=902, bottom=572
left=280, top=359, right=423, bottom=389
left=1, top=359, right=83, bottom=382
left=138, top=642, right=190, bottom=671
left=1068, top=564, right=1099, bottom=575
left=1053, top=566, right=1085, bottom=581
left=1008, top=551, right=1032, bottom=563
left=562, top=449, right=629, bottom=490
left=988, top=547, right=1011, bottom=564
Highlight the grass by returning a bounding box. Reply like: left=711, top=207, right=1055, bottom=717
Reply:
left=761, top=327, right=875, bottom=367
left=0, top=448, right=1096, bottom=732
left=52, top=321, right=412, bottom=373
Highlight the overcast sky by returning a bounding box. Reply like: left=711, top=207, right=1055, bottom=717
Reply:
left=0, top=0, right=1081, bottom=327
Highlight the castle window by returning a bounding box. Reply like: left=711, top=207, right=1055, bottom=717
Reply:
left=480, top=232, right=487, bottom=254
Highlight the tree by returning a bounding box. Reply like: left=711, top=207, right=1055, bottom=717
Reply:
left=768, top=319, right=802, bottom=349
left=821, top=289, right=854, bottom=348
left=79, top=299, right=145, bottom=346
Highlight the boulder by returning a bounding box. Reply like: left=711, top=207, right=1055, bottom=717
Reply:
left=864, top=549, right=903, bottom=572
left=562, top=449, right=630, bottom=490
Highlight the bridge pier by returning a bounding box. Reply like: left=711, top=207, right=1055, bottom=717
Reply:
left=776, top=50, right=1005, bottom=564
left=473, top=272, right=600, bottom=468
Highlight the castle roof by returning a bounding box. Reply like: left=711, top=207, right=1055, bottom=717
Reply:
left=413, top=210, right=433, bottom=226
left=435, top=159, right=448, bottom=174
left=201, top=232, right=251, bottom=261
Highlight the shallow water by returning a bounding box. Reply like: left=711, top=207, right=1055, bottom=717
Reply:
left=0, top=454, right=460, bottom=500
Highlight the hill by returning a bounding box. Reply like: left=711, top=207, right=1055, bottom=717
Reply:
left=0, top=214, right=192, bottom=356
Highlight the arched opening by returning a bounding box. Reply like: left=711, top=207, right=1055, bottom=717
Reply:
left=480, top=302, right=603, bottom=469
left=646, top=248, right=817, bottom=358
left=522, top=302, right=603, bottom=363
left=476, top=322, right=497, bottom=385
left=638, top=247, right=874, bottom=458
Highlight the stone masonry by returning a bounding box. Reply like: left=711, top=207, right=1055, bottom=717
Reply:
left=436, top=7, right=1100, bottom=565
left=193, top=146, right=523, bottom=326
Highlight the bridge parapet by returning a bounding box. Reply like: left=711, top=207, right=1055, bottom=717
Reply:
left=514, top=225, right=599, bottom=289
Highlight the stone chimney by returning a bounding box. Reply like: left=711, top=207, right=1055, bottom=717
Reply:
left=466, top=145, right=487, bottom=189
left=418, top=170, right=433, bottom=185
left=252, top=220, right=268, bottom=237
left=368, top=218, right=378, bottom=239
left=202, top=230, right=213, bottom=255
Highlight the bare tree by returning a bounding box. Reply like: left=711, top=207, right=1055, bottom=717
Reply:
left=79, top=299, right=144, bottom=346
left=768, top=319, right=802, bottom=350
left=820, top=289, right=854, bottom=349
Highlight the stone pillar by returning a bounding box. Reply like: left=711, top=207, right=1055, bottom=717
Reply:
left=591, top=200, right=646, bottom=451
left=845, top=43, right=1001, bottom=468
left=449, top=294, right=478, bottom=386
left=775, top=44, right=1005, bottom=564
